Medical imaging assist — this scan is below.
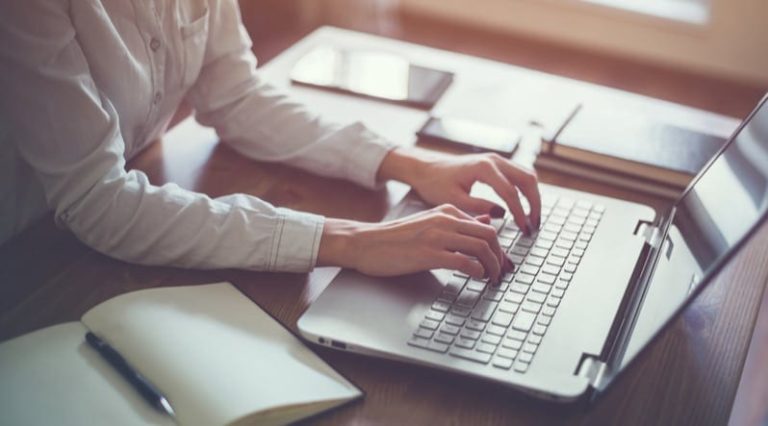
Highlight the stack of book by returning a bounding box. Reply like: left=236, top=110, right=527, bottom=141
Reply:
left=536, top=105, right=727, bottom=199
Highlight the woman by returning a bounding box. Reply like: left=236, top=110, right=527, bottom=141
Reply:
left=0, top=0, right=540, bottom=284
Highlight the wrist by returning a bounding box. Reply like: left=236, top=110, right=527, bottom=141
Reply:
left=317, top=218, right=365, bottom=269
left=376, top=146, right=438, bottom=186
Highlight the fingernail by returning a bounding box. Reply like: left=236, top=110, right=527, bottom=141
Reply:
left=489, top=205, right=505, bottom=218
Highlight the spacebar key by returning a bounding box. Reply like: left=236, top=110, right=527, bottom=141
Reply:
left=450, top=347, right=492, bottom=364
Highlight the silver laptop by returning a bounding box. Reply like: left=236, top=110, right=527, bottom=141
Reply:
left=298, top=95, right=768, bottom=402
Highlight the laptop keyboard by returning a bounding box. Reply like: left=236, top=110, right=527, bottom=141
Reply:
left=407, top=196, right=605, bottom=373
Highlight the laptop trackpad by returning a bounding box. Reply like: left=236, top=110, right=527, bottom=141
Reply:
left=298, top=269, right=445, bottom=351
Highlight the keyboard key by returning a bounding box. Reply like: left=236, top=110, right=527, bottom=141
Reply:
left=572, top=248, right=585, bottom=258
left=461, top=329, right=482, bottom=340
left=526, top=292, right=546, bottom=304
left=483, top=290, right=504, bottom=302
left=560, top=231, right=578, bottom=241
left=542, top=264, right=561, bottom=275
left=546, top=297, right=561, bottom=308
left=512, top=311, right=536, bottom=331
left=554, top=280, right=569, bottom=290
left=486, top=324, right=507, bottom=336
left=476, top=342, right=497, bottom=354
left=431, top=301, right=451, bottom=312
left=435, top=332, right=455, bottom=344
left=492, top=312, right=514, bottom=327
left=535, top=239, right=554, bottom=250
left=521, top=301, right=541, bottom=314
left=502, top=338, right=523, bottom=350
left=445, top=314, right=466, bottom=326
left=465, top=319, right=486, bottom=331
left=510, top=283, right=529, bottom=295
left=456, top=289, right=481, bottom=307
left=528, top=334, right=543, bottom=345
left=560, top=272, right=574, bottom=281
left=482, top=334, right=502, bottom=345
left=525, top=256, right=545, bottom=267
left=466, top=279, right=487, bottom=292
left=537, top=315, right=552, bottom=326
left=546, top=256, right=565, bottom=267
left=454, top=337, right=476, bottom=349
left=551, top=288, right=565, bottom=298
left=427, top=340, right=450, bottom=353
left=575, top=240, right=589, bottom=250
left=542, top=306, right=556, bottom=317
left=407, top=336, right=430, bottom=348
left=497, top=347, right=518, bottom=359
left=550, top=247, right=569, bottom=258
left=506, top=330, right=527, bottom=342
left=564, top=264, right=577, bottom=273
left=555, top=239, right=574, bottom=250
left=514, top=361, right=530, bottom=373
left=510, top=245, right=529, bottom=256
left=420, top=319, right=440, bottom=330
left=451, top=306, right=472, bottom=317
left=532, top=324, right=547, bottom=336
left=529, top=247, right=550, bottom=258
left=594, top=204, right=606, bottom=213
left=493, top=356, right=514, bottom=369
left=471, top=301, right=498, bottom=322
left=520, top=264, right=539, bottom=276
left=441, top=324, right=461, bottom=335
left=514, top=274, right=535, bottom=286
left=519, top=351, right=534, bottom=362
left=533, top=231, right=557, bottom=241
left=498, top=236, right=515, bottom=248
left=445, top=277, right=467, bottom=294
left=453, top=271, right=470, bottom=279
left=531, top=282, right=552, bottom=294
left=537, top=273, right=556, bottom=285
left=508, top=254, right=525, bottom=264
left=426, top=310, right=445, bottom=321
left=522, top=342, right=538, bottom=354
left=450, top=347, right=492, bottom=364
left=415, top=328, right=433, bottom=339
left=439, top=292, right=457, bottom=303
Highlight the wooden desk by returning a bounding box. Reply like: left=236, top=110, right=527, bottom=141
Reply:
left=2, top=27, right=766, bottom=425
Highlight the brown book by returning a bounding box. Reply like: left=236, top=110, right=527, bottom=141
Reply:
left=542, top=106, right=726, bottom=188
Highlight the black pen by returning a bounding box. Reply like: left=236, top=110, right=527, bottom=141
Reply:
left=85, top=332, right=176, bottom=418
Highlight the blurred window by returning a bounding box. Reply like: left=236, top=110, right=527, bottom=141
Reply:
left=581, top=0, right=712, bottom=24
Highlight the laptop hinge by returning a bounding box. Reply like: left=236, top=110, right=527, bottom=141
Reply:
left=575, top=354, right=613, bottom=391
left=635, top=220, right=663, bottom=249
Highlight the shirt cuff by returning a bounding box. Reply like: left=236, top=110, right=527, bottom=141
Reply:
left=339, top=123, right=397, bottom=190
left=267, top=208, right=325, bottom=272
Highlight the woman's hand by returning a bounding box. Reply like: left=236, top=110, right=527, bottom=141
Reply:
left=377, top=147, right=541, bottom=234
left=318, top=204, right=514, bottom=283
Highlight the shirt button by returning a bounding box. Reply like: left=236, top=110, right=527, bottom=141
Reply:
left=149, top=38, right=161, bottom=52
left=153, top=91, right=162, bottom=104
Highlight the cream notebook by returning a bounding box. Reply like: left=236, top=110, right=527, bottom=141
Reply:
left=0, top=283, right=362, bottom=426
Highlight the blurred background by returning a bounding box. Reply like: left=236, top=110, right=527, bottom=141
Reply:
left=239, top=0, right=766, bottom=118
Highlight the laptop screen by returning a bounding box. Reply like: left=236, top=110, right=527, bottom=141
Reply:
left=619, top=96, right=768, bottom=368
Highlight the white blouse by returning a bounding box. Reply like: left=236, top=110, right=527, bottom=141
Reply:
left=0, top=0, right=394, bottom=271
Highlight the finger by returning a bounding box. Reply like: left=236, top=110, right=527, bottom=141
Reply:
left=477, top=165, right=530, bottom=235
left=474, top=214, right=491, bottom=224
left=434, top=252, right=485, bottom=279
left=452, top=193, right=505, bottom=218
left=452, top=218, right=506, bottom=273
left=495, top=159, right=542, bottom=230
left=440, top=232, right=501, bottom=282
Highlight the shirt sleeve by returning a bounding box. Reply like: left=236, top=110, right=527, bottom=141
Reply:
left=0, top=1, right=323, bottom=272
left=184, top=1, right=396, bottom=190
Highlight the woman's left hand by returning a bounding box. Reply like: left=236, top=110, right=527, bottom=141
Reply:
left=378, top=147, right=541, bottom=234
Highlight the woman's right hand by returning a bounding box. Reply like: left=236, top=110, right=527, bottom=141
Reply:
left=317, top=204, right=514, bottom=283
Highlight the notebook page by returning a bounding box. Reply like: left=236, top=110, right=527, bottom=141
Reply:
left=81, top=283, right=361, bottom=426
left=0, top=322, right=174, bottom=426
